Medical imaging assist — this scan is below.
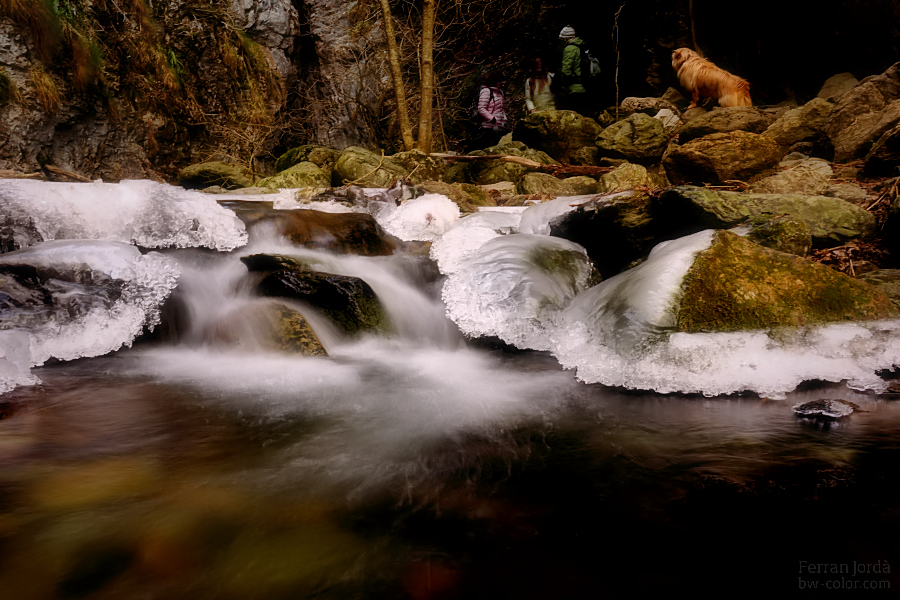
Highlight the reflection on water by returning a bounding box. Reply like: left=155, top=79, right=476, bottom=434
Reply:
left=1, top=349, right=899, bottom=598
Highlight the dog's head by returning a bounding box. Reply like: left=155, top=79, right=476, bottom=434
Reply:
left=671, top=47, right=697, bottom=71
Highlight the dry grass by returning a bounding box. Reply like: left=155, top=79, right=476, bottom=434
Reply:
left=29, top=65, right=60, bottom=112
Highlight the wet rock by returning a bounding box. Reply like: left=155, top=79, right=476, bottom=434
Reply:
left=208, top=300, right=327, bottom=356
left=252, top=262, right=390, bottom=336
left=678, top=107, right=772, bottom=144
left=677, top=231, right=896, bottom=333
left=178, top=161, right=254, bottom=190
left=792, top=398, right=859, bottom=419
left=745, top=215, right=812, bottom=257
left=549, top=191, right=656, bottom=279
left=824, top=62, right=900, bottom=161
left=390, top=150, right=445, bottom=184
left=237, top=209, right=400, bottom=256
left=514, top=110, right=604, bottom=163
left=595, top=113, right=668, bottom=163
left=333, top=146, right=410, bottom=188
left=255, top=161, right=331, bottom=189
left=273, top=145, right=341, bottom=181
left=597, top=162, right=664, bottom=193
left=657, top=186, right=876, bottom=247
left=817, top=73, right=859, bottom=102
left=662, top=131, right=784, bottom=185
left=858, top=269, right=900, bottom=311
left=763, top=98, right=834, bottom=148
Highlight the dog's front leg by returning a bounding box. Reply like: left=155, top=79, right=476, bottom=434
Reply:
left=688, top=89, right=700, bottom=109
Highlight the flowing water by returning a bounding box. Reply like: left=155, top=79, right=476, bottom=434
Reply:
left=1, top=182, right=899, bottom=598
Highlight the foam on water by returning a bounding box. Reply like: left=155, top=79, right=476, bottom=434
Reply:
left=375, top=193, right=460, bottom=241
left=443, top=234, right=595, bottom=351
left=0, top=240, right=179, bottom=367
left=0, top=179, right=247, bottom=250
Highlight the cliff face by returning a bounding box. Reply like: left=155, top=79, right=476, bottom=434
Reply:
left=0, top=0, right=387, bottom=180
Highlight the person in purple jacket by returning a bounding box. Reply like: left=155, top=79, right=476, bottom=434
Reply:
left=469, top=72, right=508, bottom=151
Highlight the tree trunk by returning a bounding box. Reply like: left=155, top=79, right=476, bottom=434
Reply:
left=689, top=0, right=704, bottom=57
left=378, top=0, right=415, bottom=150
left=416, top=0, right=436, bottom=153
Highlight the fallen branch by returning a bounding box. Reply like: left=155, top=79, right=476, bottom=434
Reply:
left=43, top=165, right=92, bottom=182
left=0, top=169, right=43, bottom=179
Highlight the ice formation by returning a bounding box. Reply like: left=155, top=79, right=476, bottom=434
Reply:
left=374, top=193, right=460, bottom=242
left=443, top=234, right=595, bottom=350
left=0, top=179, right=248, bottom=251
left=0, top=240, right=180, bottom=368
left=430, top=211, right=522, bottom=275
left=550, top=230, right=900, bottom=398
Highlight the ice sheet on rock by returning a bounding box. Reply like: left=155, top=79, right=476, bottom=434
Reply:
left=430, top=211, right=522, bottom=275
left=443, top=234, right=595, bottom=350
left=0, top=179, right=247, bottom=251
left=518, top=192, right=628, bottom=235
left=0, top=240, right=180, bottom=367
left=374, top=193, right=460, bottom=242
left=553, top=320, right=900, bottom=399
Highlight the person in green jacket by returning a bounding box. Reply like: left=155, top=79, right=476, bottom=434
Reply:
left=558, top=25, right=590, bottom=117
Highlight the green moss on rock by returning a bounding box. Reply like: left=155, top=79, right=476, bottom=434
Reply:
left=256, top=161, right=330, bottom=189
left=178, top=161, right=254, bottom=190
left=677, top=231, right=897, bottom=333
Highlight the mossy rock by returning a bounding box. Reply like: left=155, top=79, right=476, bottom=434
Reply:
left=858, top=269, right=900, bottom=312
left=595, top=113, right=668, bottom=163
left=678, top=107, right=772, bottom=144
left=745, top=215, right=813, bottom=256
left=256, top=267, right=391, bottom=336
left=256, top=162, right=331, bottom=189
left=418, top=181, right=479, bottom=213
left=443, top=162, right=472, bottom=184
left=565, top=176, right=599, bottom=195
left=677, top=231, right=897, bottom=333
left=274, top=145, right=341, bottom=180
left=662, top=131, right=785, bottom=185
left=207, top=300, right=327, bottom=356
left=333, top=146, right=410, bottom=188
left=390, top=150, right=445, bottom=184
left=570, top=146, right=599, bottom=166
left=474, top=160, right=529, bottom=186
left=518, top=172, right=577, bottom=196
left=597, top=162, right=662, bottom=193
left=268, top=303, right=328, bottom=355
left=763, top=98, right=834, bottom=148
left=178, top=161, right=254, bottom=190
left=454, top=183, right=494, bottom=206
left=657, top=185, right=876, bottom=247
left=515, top=110, right=604, bottom=163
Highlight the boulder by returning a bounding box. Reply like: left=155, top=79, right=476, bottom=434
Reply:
left=662, top=131, right=784, bottom=185
left=454, top=183, right=494, bottom=207
left=235, top=208, right=400, bottom=256
left=745, top=215, right=812, bottom=256
left=747, top=164, right=831, bottom=195
left=209, top=301, right=327, bottom=356
left=824, top=62, right=900, bottom=161
left=864, top=122, right=900, bottom=176
left=657, top=186, right=877, bottom=247
left=549, top=191, right=656, bottom=278
left=514, top=110, right=604, bottom=163
left=596, top=162, right=662, bottom=193
left=595, top=113, right=668, bottom=163
left=178, top=161, right=254, bottom=190
left=660, top=87, right=690, bottom=111
left=518, top=173, right=577, bottom=196
left=677, top=231, right=896, bottom=333
left=620, top=97, right=680, bottom=117
left=857, top=269, right=900, bottom=312
left=418, top=181, right=480, bottom=213
left=246, top=256, right=390, bottom=336
left=678, top=107, right=772, bottom=144
left=274, top=145, right=341, bottom=180
left=565, top=176, right=599, bottom=195
left=569, top=146, right=599, bottom=166
left=816, top=73, right=859, bottom=102
left=824, top=183, right=869, bottom=203
left=255, top=161, right=331, bottom=189
left=390, top=150, right=445, bottom=184
left=763, top=98, right=834, bottom=148
left=333, top=146, right=410, bottom=188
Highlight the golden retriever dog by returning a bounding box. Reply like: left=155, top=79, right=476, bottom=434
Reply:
left=671, top=48, right=751, bottom=108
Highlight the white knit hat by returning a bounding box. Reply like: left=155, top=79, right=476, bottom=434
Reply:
left=559, top=26, right=576, bottom=40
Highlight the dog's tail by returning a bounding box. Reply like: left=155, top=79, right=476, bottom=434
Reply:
left=720, top=79, right=752, bottom=107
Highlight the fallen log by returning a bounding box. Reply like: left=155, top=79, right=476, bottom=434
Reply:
left=0, top=169, right=43, bottom=179
left=43, top=164, right=93, bottom=182
left=431, top=153, right=613, bottom=178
